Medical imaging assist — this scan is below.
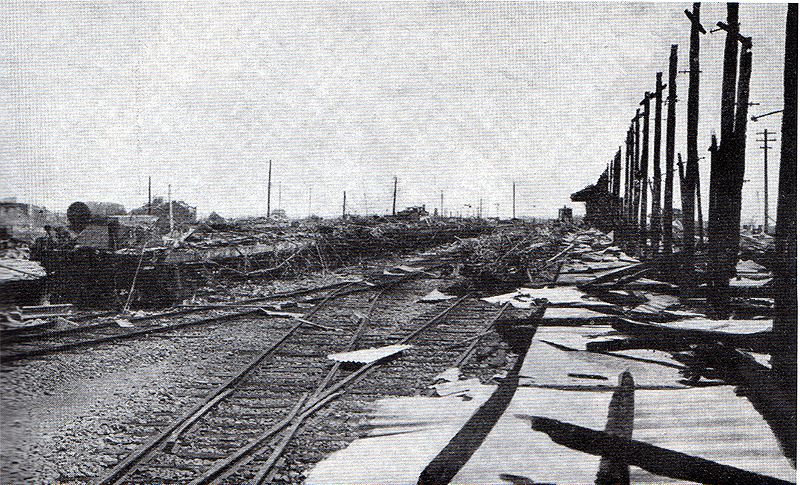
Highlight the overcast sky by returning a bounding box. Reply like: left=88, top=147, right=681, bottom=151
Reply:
left=1, top=2, right=789, bottom=220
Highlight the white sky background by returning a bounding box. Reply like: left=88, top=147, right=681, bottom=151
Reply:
left=0, top=2, right=789, bottom=220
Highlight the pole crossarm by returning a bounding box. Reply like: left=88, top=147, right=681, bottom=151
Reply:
left=684, top=9, right=707, bottom=34
left=716, top=21, right=753, bottom=48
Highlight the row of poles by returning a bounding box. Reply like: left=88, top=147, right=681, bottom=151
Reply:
left=602, top=1, right=796, bottom=377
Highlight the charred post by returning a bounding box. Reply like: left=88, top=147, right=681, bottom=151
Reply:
left=683, top=3, right=705, bottom=283
left=267, top=159, right=273, bottom=219
left=664, top=45, right=678, bottom=254
left=639, top=93, right=652, bottom=250
left=632, top=110, right=642, bottom=244
left=774, top=2, right=797, bottom=403
left=652, top=73, right=665, bottom=253
left=708, top=3, right=752, bottom=314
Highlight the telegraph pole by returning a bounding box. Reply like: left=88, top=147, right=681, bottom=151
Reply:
left=652, top=73, right=665, bottom=252
left=168, top=184, right=174, bottom=233
left=664, top=45, right=678, bottom=253
left=708, top=3, right=753, bottom=314
left=632, top=110, right=641, bottom=234
left=512, top=181, right=516, bottom=220
left=440, top=191, right=444, bottom=219
left=639, top=92, right=652, bottom=249
left=612, top=147, right=622, bottom=224
left=147, top=176, right=152, bottom=215
left=759, top=128, right=778, bottom=233
left=392, top=177, right=397, bottom=216
left=267, top=160, right=272, bottom=219
left=625, top=126, right=633, bottom=227
left=774, top=1, right=797, bottom=401
left=683, top=3, right=705, bottom=280
left=342, top=191, right=347, bottom=219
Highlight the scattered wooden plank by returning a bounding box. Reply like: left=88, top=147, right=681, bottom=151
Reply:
left=517, top=415, right=792, bottom=485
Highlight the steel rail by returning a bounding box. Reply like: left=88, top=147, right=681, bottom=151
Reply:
left=96, top=284, right=346, bottom=485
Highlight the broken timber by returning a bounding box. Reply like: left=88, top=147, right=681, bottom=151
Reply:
left=518, top=415, right=792, bottom=485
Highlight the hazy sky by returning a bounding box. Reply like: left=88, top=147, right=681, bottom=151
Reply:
left=1, top=2, right=789, bottom=220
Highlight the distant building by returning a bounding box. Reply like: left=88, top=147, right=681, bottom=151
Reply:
left=84, top=201, right=126, bottom=216
left=0, top=200, right=57, bottom=242
left=570, top=169, right=615, bottom=231
left=558, top=206, right=573, bottom=223
left=270, top=208, right=288, bottom=220
left=393, top=205, right=429, bottom=221
left=130, top=196, right=197, bottom=230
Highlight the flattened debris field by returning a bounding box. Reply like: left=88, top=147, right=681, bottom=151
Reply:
left=0, top=220, right=793, bottom=484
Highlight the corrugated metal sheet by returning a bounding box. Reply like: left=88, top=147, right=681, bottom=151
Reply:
left=327, top=344, right=412, bottom=364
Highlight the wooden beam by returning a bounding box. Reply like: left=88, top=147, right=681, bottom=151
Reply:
left=518, top=415, right=792, bottom=485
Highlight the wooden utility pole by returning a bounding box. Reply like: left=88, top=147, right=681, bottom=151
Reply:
left=664, top=45, right=678, bottom=253
left=759, top=128, right=778, bottom=232
left=774, top=2, right=797, bottom=389
left=342, top=191, right=347, bottom=219
left=440, top=191, right=444, bottom=218
left=512, top=181, right=516, bottom=219
left=695, top=176, right=705, bottom=243
left=652, top=73, right=665, bottom=252
left=392, top=177, right=397, bottom=216
left=708, top=3, right=753, bottom=314
left=147, top=176, right=152, bottom=215
left=612, top=148, right=622, bottom=222
left=683, top=3, right=705, bottom=279
left=632, top=110, right=641, bottom=236
left=639, top=93, right=652, bottom=249
left=168, top=184, right=174, bottom=233
left=266, top=160, right=272, bottom=218
left=624, top=128, right=631, bottom=223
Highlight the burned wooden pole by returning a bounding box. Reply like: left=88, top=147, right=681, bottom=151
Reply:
left=632, top=110, right=641, bottom=242
left=695, top=175, right=705, bottom=244
left=774, top=2, right=797, bottom=401
left=267, top=159, right=273, bottom=219
left=759, top=128, right=778, bottom=233
left=683, top=3, right=705, bottom=281
left=639, top=93, right=651, bottom=250
left=625, top=126, right=633, bottom=225
left=708, top=3, right=752, bottom=314
left=664, top=45, right=678, bottom=253
left=651, top=73, right=665, bottom=253
left=684, top=4, right=704, bottom=276
left=513, top=181, right=518, bottom=220
left=392, top=176, right=398, bottom=216
left=612, top=148, right=622, bottom=223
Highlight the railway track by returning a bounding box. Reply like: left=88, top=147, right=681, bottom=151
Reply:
left=0, top=250, right=458, bottom=365
left=0, top=281, right=355, bottom=364
left=91, top=270, right=507, bottom=484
